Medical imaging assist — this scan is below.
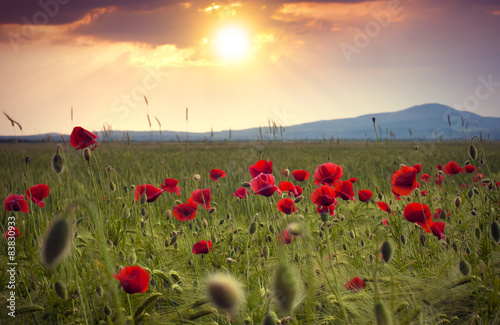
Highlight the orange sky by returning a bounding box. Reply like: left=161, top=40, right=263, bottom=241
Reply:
left=1, top=0, right=499, bottom=136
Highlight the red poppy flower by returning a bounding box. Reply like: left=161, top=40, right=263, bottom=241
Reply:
left=70, top=126, right=98, bottom=151
left=358, top=189, right=373, bottom=202
left=376, top=201, right=392, bottom=214
left=313, top=163, right=343, bottom=186
left=190, top=188, right=211, bottom=209
left=134, top=184, right=163, bottom=203
left=4, top=194, right=29, bottom=213
left=412, top=164, right=422, bottom=173
left=192, top=240, right=213, bottom=254
left=316, top=204, right=335, bottom=216
left=344, top=277, right=366, bottom=292
left=391, top=166, right=417, bottom=196
left=430, top=222, right=445, bottom=240
left=172, top=199, right=198, bottom=221
left=348, top=177, right=357, bottom=183
left=444, top=161, right=463, bottom=175
left=161, top=178, right=181, bottom=196
left=436, top=164, right=442, bottom=171
left=311, top=185, right=337, bottom=206
left=433, top=208, right=450, bottom=220
left=250, top=173, right=278, bottom=197
left=113, top=266, right=150, bottom=294
left=293, top=185, right=303, bottom=196
left=461, top=183, right=468, bottom=189
left=333, top=180, right=356, bottom=201
left=277, top=230, right=295, bottom=245
left=277, top=198, right=297, bottom=215
left=278, top=181, right=299, bottom=197
left=26, top=184, right=50, bottom=208
left=233, top=187, right=249, bottom=199
left=209, top=169, right=226, bottom=181
left=292, top=170, right=309, bottom=181
left=421, top=190, right=428, bottom=196
left=420, top=173, right=430, bottom=183
left=403, top=202, right=432, bottom=232
left=473, top=173, right=484, bottom=182
left=464, top=165, right=477, bottom=174
left=248, top=160, right=273, bottom=178
left=434, top=174, right=445, bottom=188
left=381, top=219, right=390, bottom=226
left=5, top=226, right=21, bottom=239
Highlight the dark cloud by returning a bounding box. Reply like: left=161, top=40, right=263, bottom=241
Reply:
left=0, top=0, right=172, bottom=25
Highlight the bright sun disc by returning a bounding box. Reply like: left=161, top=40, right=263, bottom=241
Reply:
left=214, top=26, right=249, bottom=60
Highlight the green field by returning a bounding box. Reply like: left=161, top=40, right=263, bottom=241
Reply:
left=1, top=140, right=500, bottom=324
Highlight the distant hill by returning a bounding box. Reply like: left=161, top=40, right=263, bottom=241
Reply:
left=1, top=103, right=499, bottom=142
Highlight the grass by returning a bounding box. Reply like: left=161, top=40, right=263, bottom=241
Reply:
left=1, top=139, right=499, bottom=324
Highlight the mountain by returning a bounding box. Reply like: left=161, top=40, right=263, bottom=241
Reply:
left=1, top=103, right=499, bottom=142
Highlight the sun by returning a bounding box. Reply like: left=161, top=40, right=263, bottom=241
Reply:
left=214, top=26, right=250, bottom=61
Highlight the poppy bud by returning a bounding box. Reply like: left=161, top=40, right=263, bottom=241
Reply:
left=165, top=209, right=172, bottom=220
left=372, top=117, right=376, bottom=123
left=294, top=195, right=304, bottom=204
left=193, top=174, right=201, bottom=181
left=263, top=245, right=269, bottom=259
left=241, top=182, right=251, bottom=188
left=374, top=301, right=393, bottom=325
left=141, top=207, right=147, bottom=217
left=219, top=218, right=225, bottom=225
left=269, top=225, right=275, bottom=234
left=104, top=305, right=112, bottom=316
left=287, top=222, right=303, bottom=237
left=202, top=219, right=208, bottom=228
left=52, top=147, right=65, bottom=174
left=459, top=260, right=471, bottom=276
left=380, top=241, right=393, bottom=263
left=480, top=158, right=485, bottom=165
left=25, top=156, right=31, bottom=164
left=109, top=181, right=116, bottom=192
left=206, top=273, right=244, bottom=312
left=400, top=235, right=406, bottom=245
left=227, top=213, right=232, bottom=220
left=54, top=281, right=68, bottom=300
left=378, top=192, right=384, bottom=201
left=140, top=193, right=147, bottom=205
left=209, top=207, right=216, bottom=215
left=249, top=221, right=257, bottom=235
left=263, top=315, right=278, bottom=325
left=283, top=169, right=290, bottom=177
left=469, top=144, right=478, bottom=160
left=226, top=258, right=236, bottom=264
left=128, top=249, right=137, bottom=264
left=321, top=212, right=329, bottom=222
left=41, top=218, right=72, bottom=268
left=454, top=196, right=462, bottom=208
left=96, top=285, right=103, bottom=298
left=273, top=263, right=299, bottom=313
left=458, top=218, right=463, bottom=225
left=491, top=221, right=500, bottom=243
left=169, top=235, right=177, bottom=246
left=83, top=148, right=92, bottom=162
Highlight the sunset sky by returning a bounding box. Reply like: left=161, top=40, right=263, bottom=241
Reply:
left=1, top=0, right=499, bottom=136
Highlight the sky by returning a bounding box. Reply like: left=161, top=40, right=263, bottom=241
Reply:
left=1, top=0, right=499, bottom=136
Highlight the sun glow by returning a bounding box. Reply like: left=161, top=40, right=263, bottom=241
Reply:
left=214, top=26, right=250, bottom=61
